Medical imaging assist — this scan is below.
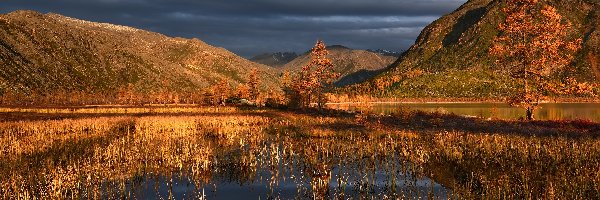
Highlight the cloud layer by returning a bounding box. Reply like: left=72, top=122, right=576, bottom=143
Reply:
left=1, top=0, right=466, bottom=57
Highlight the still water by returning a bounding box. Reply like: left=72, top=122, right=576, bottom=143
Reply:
left=2, top=109, right=599, bottom=199
left=0, top=115, right=449, bottom=199
left=129, top=137, right=448, bottom=199
left=328, top=102, right=600, bottom=121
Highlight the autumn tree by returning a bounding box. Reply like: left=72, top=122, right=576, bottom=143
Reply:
left=159, top=79, right=172, bottom=104
left=280, top=70, right=297, bottom=106
left=490, top=0, right=582, bottom=120
left=281, top=71, right=292, bottom=89
left=117, top=83, right=137, bottom=105
left=236, top=84, right=251, bottom=100
left=248, top=68, right=261, bottom=102
left=214, top=79, right=231, bottom=105
left=290, top=40, right=339, bottom=109
left=374, top=78, right=387, bottom=97
left=202, top=88, right=215, bottom=105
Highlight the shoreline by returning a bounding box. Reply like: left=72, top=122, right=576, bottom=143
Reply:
left=0, top=97, right=598, bottom=109
left=326, top=101, right=600, bottom=105
left=326, top=97, right=600, bottom=105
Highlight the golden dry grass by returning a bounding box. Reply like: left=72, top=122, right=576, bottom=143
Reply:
left=0, top=106, right=599, bottom=199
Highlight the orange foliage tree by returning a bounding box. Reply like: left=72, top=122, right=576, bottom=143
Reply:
left=281, top=71, right=292, bottom=89
left=490, top=0, right=582, bottom=120
left=212, top=79, right=231, bottom=105
left=117, top=83, right=137, bottom=105
left=248, top=68, right=261, bottom=102
left=290, top=40, right=339, bottom=109
left=236, top=84, right=251, bottom=100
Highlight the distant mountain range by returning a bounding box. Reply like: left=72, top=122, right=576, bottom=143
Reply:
left=278, top=45, right=397, bottom=87
left=351, top=0, right=600, bottom=98
left=0, top=10, right=279, bottom=97
left=250, top=52, right=298, bottom=68
left=366, top=49, right=403, bottom=57
left=250, top=48, right=402, bottom=69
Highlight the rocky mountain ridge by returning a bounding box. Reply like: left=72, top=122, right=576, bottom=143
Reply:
left=0, top=10, right=279, bottom=99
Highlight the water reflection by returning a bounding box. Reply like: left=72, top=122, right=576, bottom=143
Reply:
left=0, top=115, right=447, bottom=199
left=2, top=112, right=599, bottom=199
left=329, top=103, right=600, bottom=121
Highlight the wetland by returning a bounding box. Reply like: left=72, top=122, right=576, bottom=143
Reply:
left=1, top=106, right=599, bottom=199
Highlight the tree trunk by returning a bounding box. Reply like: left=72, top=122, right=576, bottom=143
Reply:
left=306, top=94, right=311, bottom=109
left=317, top=93, right=323, bottom=110
left=526, top=107, right=535, bottom=121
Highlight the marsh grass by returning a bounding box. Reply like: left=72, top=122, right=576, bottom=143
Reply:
left=0, top=112, right=268, bottom=199
left=0, top=106, right=241, bottom=115
left=0, top=106, right=599, bottom=199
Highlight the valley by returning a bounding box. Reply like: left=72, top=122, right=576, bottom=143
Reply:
left=1, top=0, right=600, bottom=199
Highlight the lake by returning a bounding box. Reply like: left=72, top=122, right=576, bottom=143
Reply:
left=328, top=102, right=600, bottom=121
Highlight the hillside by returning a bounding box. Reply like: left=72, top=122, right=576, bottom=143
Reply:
left=351, top=0, right=600, bottom=98
left=250, top=52, right=298, bottom=68
left=281, top=45, right=397, bottom=86
left=0, top=10, right=279, bottom=102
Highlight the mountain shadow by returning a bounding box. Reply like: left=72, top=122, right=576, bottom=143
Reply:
left=443, top=6, right=487, bottom=47
left=335, top=68, right=388, bottom=87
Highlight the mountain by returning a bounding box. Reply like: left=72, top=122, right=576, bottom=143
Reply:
left=250, top=52, right=298, bottom=68
left=351, top=0, right=600, bottom=98
left=367, top=49, right=404, bottom=57
left=281, top=45, right=397, bottom=86
left=0, top=10, right=279, bottom=99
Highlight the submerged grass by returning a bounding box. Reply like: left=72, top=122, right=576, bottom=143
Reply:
left=0, top=106, right=599, bottom=199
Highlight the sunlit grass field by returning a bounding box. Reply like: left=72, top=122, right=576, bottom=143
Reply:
left=1, top=106, right=599, bottom=199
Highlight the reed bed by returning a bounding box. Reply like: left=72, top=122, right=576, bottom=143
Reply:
left=0, top=117, right=132, bottom=158
left=263, top=110, right=600, bottom=199
left=420, top=132, right=600, bottom=199
left=0, top=107, right=599, bottom=199
left=0, top=113, right=271, bottom=199
left=0, top=106, right=241, bottom=115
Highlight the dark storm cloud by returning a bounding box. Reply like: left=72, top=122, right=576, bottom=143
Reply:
left=1, top=0, right=466, bottom=57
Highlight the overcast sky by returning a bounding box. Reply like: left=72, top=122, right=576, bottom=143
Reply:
left=1, top=0, right=466, bottom=58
